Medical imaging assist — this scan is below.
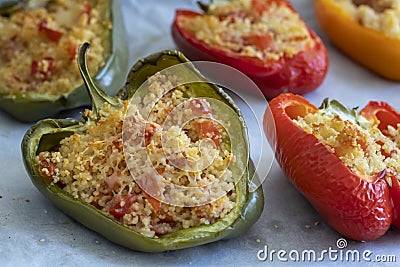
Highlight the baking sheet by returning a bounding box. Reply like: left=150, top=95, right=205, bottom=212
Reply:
left=1, top=0, right=400, bottom=266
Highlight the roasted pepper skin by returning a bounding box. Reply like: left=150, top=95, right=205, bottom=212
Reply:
left=171, top=1, right=329, bottom=99
left=263, top=93, right=397, bottom=241
left=314, top=0, right=400, bottom=80
left=360, top=101, right=400, bottom=229
left=22, top=46, right=264, bottom=252
left=0, top=0, right=129, bottom=122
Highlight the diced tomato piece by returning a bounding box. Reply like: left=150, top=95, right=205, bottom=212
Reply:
left=65, top=40, right=79, bottom=60
left=82, top=2, right=92, bottom=14
left=144, top=122, right=160, bottom=146
left=108, top=194, right=138, bottom=219
left=38, top=154, right=56, bottom=179
left=195, top=120, right=222, bottom=146
left=243, top=33, right=274, bottom=50
left=38, top=20, right=63, bottom=42
left=123, top=117, right=160, bottom=147
left=251, top=0, right=281, bottom=15
left=142, top=191, right=161, bottom=212
left=138, top=173, right=162, bottom=212
left=218, top=10, right=247, bottom=23
left=188, top=98, right=221, bottom=145
left=30, top=57, right=56, bottom=81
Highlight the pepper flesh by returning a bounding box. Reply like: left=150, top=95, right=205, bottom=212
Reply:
left=0, top=0, right=129, bottom=122
left=314, top=0, right=400, bottom=80
left=22, top=45, right=264, bottom=252
left=171, top=0, right=329, bottom=99
left=263, top=93, right=400, bottom=241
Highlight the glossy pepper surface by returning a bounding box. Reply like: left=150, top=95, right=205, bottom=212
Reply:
left=360, top=101, right=400, bottom=229
left=314, top=0, right=400, bottom=80
left=0, top=0, right=128, bottom=122
left=171, top=0, right=328, bottom=99
left=22, top=43, right=264, bottom=252
left=264, top=93, right=400, bottom=241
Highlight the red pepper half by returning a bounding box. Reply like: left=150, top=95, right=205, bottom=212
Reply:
left=264, top=93, right=400, bottom=241
left=360, top=101, right=400, bottom=229
left=171, top=0, right=329, bottom=99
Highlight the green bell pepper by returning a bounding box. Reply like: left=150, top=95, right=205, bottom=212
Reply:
left=21, top=42, right=264, bottom=252
left=0, top=0, right=128, bottom=122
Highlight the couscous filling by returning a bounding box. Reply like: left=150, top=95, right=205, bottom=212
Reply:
left=334, top=0, right=400, bottom=38
left=293, top=104, right=400, bottom=181
left=0, top=0, right=109, bottom=95
left=177, top=0, right=315, bottom=62
left=37, top=73, right=237, bottom=238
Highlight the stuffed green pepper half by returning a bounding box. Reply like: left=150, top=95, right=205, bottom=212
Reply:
left=0, top=0, right=128, bottom=121
left=21, top=43, right=264, bottom=252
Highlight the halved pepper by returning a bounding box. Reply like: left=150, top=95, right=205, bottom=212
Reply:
left=0, top=0, right=128, bottom=122
left=264, top=93, right=400, bottom=241
left=171, top=0, right=329, bottom=99
left=314, top=0, right=400, bottom=80
left=21, top=43, right=264, bottom=252
left=360, top=101, right=400, bottom=229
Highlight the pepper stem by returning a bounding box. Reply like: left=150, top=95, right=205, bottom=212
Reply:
left=197, top=1, right=209, bottom=12
left=77, top=42, right=122, bottom=119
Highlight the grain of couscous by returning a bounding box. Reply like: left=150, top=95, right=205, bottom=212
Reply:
left=333, top=0, right=400, bottom=38
left=0, top=0, right=110, bottom=95
left=38, top=72, right=238, bottom=238
left=176, top=0, right=315, bottom=62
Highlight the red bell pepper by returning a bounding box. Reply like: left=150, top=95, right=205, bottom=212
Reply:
left=360, top=101, right=400, bottom=230
left=264, top=93, right=400, bottom=241
left=171, top=0, right=329, bottom=99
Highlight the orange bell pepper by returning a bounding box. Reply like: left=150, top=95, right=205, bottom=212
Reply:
left=314, top=0, right=400, bottom=80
